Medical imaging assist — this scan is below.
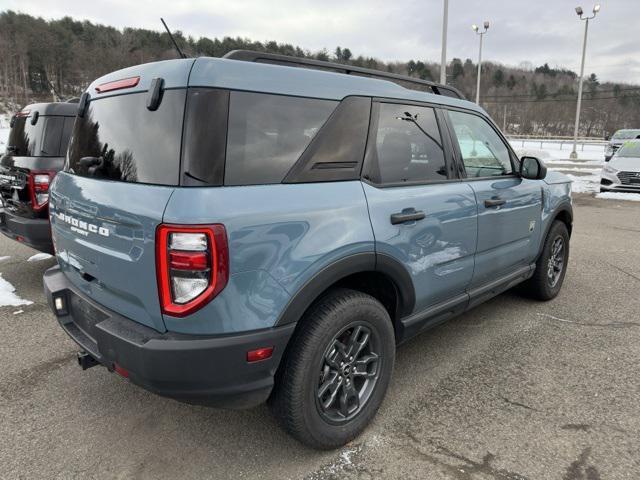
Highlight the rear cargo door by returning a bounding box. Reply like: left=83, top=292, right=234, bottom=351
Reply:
left=51, top=68, right=191, bottom=332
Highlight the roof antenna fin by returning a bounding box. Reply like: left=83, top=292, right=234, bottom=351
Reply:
left=161, top=18, right=187, bottom=59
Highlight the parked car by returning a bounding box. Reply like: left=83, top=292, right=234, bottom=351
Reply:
left=0, top=101, right=77, bottom=252
left=601, top=139, right=640, bottom=193
left=44, top=51, right=572, bottom=449
left=605, top=129, right=640, bottom=162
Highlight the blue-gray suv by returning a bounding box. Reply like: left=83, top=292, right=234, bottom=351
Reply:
left=44, top=51, right=572, bottom=449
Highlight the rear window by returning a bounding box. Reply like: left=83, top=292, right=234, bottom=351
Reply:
left=7, top=115, right=70, bottom=157
left=224, top=92, right=337, bottom=185
left=66, top=90, right=186, bottom=185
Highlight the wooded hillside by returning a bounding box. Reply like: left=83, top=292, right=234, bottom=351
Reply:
left=1, top=10, right=638, bottom=136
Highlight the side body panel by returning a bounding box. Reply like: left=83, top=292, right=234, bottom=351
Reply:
left=162, top=181, right=374, bottom=334
left=362, top=181, right=477, bottom=314
left=468, top=177, right=543, bottom=288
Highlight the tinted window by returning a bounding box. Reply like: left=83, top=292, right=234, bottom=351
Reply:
left=367, top=103, right=447, bottom=184
left=67, top=90, right=186, bottom=185
left=7, top=115, right=66, bottom=157
left=225, top=92, right=337, bottom=185
left=448, top=110, right=513, bottom=178
left=182, top=88, right=229, bottom=186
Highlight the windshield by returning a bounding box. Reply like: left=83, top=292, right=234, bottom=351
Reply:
left=612, top=130, right=640, bottom=140
left=616, top=141, right=640, bottom=158
left=7, top=115, right=72, bottom=157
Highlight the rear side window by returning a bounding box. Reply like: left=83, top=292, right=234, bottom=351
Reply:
left=66, top=90, right=186, bottom=185
left=365, top=103, right=447, bottom=184
left=224, top=92, right=337, bottom=185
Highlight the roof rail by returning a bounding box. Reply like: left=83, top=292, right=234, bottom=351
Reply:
left=223, top=50, right=466, bottom=100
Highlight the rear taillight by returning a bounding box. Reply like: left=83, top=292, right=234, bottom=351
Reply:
left=28, top=171, right=56, bottom=212
left=156, top=224, right=229, bottom=317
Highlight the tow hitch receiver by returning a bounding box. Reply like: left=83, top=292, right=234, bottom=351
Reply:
left=77, top=351, right=99, bottom=370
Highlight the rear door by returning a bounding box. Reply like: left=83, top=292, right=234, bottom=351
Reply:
left=362, top=101, right=477, bottom=315
left=51, top=82, right=189, bottom=333
left=445, top=109, right=543, bottom=289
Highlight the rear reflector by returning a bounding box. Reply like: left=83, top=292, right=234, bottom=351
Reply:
left=247, top=347, right=274, bottom=363
left=95, top=76, right=140, bottom=94
left=113, top=363, right=129, bottom=378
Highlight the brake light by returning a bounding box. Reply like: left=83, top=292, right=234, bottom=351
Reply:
left=95, top=76, right=140, bottom=94
left=156, top=224, right=229, bottom=317
left=15, top=109, right=30, bottom=118
left=28, top=171, right=56, bottom=212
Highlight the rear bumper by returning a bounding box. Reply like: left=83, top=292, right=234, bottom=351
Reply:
left=44, top=265, right=296, bottom=408
left=0, top=209, right=53, bottom=253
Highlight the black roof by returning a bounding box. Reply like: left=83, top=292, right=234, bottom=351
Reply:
left=17, top=101, right=78, bottom=117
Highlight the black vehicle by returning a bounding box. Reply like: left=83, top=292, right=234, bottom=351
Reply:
left=0, top=101, right=76, bottom=252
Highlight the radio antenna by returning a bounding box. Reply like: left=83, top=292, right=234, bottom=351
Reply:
left=161, top=18, right=187, bottom=59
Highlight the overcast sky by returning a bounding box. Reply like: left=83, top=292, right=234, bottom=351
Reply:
left=5, top=0, right=638, bottom=84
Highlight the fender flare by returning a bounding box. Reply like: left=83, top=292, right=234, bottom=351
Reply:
left=537, top=202, right=573, bottom=261
left=275, top=252, right=415, bottom=326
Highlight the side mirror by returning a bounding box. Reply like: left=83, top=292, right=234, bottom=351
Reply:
left=520, top=156, right=547, bottom=180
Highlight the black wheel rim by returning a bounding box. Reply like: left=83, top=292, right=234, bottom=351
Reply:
left=315, top=323, right=381, bottom=424
left=547, top=236, right=565, bottom=288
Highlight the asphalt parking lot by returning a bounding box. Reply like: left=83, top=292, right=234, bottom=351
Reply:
left=1, top=193, right=639, bottom=479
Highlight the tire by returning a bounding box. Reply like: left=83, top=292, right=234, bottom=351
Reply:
left=270, top=288, right=395, bottom=449
left=522, top=220, right=570, bottom=300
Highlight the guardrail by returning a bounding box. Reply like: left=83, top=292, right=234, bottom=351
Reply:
left=506, top=135, right=607, bottom=151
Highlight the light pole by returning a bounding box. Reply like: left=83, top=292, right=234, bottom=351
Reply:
left=472, top=21, right=489, bottom=105
left=440, top=0, right=449, bottom=84
left=570, top=4, right=600, bottom=160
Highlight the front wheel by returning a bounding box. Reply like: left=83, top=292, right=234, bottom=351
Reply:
left=270, top=288, right=395, bottom=449
left=521, top=220, right=570, bottom=300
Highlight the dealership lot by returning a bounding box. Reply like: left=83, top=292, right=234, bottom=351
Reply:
left=1, top=193, right=639, bottom=479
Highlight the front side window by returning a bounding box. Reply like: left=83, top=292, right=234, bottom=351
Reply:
left=447, top=110, right=513, bottom=178
left=367, top=103, right=447, bottom=184
left=224, top=92, right=337, bottom=185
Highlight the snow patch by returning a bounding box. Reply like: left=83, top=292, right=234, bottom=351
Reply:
left=596, top=192, right=640, bottom=202
left=566, top=173, right=601, bottom=193
left=0, top=256, right=9, bottom=262
left=27, top=253, right=53, bottom=262
left=0, top=274, right=33, bottom=307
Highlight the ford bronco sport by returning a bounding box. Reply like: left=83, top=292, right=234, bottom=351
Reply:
left=44, top=51, right=572, bottom=449
left=1, top=102, right=76, bottom=252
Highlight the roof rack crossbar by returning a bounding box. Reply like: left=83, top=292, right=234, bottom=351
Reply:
left=223, top=50, right=465, bottom=100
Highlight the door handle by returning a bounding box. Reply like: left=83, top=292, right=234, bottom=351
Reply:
left=390, top=209, right=426, bottom=225
left=484, top=198, right=506, bottom=208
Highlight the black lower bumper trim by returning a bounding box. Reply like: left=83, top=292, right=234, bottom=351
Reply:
left=0, top=210, right=53, bottom=253
left=44, top=265, right=296, bottom=408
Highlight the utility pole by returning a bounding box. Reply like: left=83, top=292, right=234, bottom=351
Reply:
left=440, top=0, right=449, bottom=84
left=503, top=104, right=508, bottom=132
left=472, top=21, right=489, bottom=105
left=570, top=4, right=600, bottom=160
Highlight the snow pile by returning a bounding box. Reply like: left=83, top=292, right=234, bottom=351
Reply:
left=596, top=192, right=640, bottom=202
left=565, top=173, right=601, bottom=193
left=510, top=140, right=604, bottom=163
left=27, top=253, right=53, bottom=262
left=0, top=126, right=9, bottom=150
left=0, top=256, right=9, bottom=262
left=0, top=274, right=33, bottom=307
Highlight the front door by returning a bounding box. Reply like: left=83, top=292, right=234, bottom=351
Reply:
left=445, top=109, right=543, bottom=288
left=362, top=101, right=477, bottom=315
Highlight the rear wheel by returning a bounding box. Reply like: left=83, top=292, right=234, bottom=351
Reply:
left=271, top=288, right=395, bottom=449
left=521, top=220, right=570, bottom=300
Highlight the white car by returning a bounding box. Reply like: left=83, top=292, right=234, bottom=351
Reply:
left=601, top=140, right=640, bottom=193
